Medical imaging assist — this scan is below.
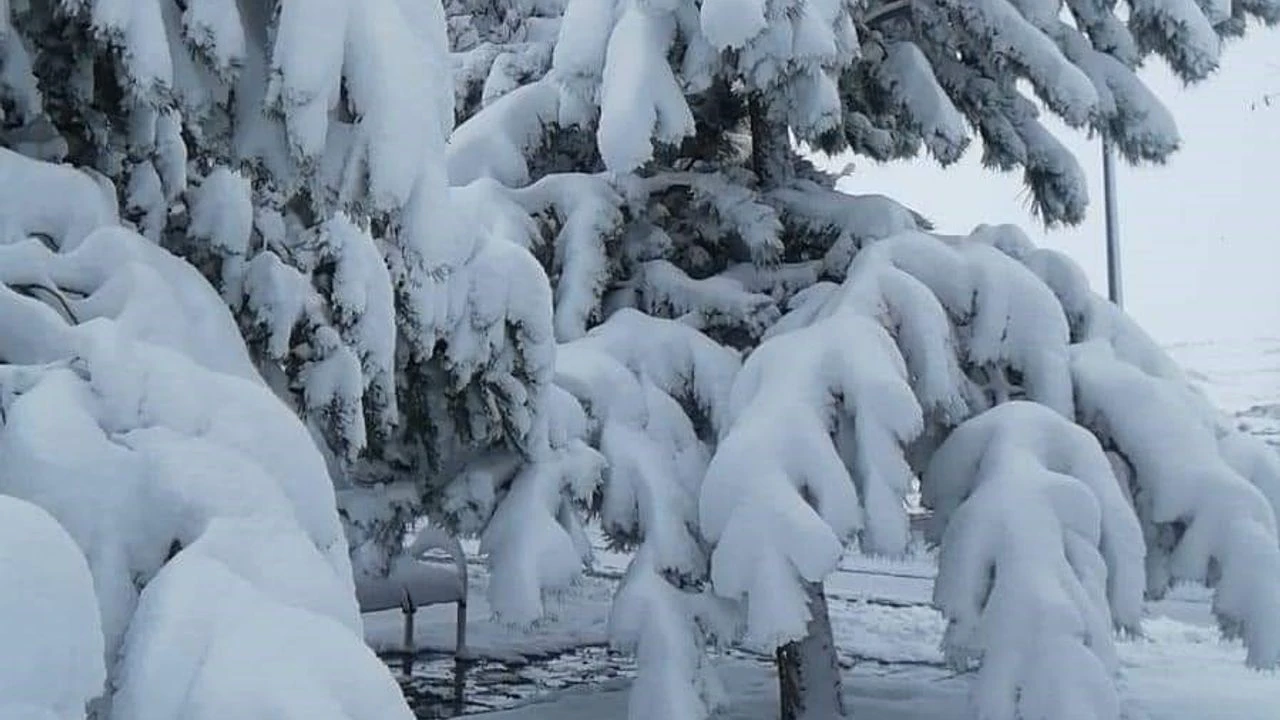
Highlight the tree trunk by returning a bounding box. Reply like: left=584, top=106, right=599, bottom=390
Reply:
left=776, top=581, right=847, bottom=720
left=748, top=93, right=794, bottom=189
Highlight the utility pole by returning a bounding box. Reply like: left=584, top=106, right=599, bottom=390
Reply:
left=1102, top=137, right=1123, bottom=308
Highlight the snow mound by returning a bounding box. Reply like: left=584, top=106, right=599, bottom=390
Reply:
left=0, top=496, right=105, bottom=720
left=111, top=520, right=412, bottom=720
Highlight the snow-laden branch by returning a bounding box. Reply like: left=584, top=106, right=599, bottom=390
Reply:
left=560, top=311, right=740, bottom=720
left=0, top=151, right=404, bottom=719
left=924, top=402, right=1146, bottom=720
left=508, top=173, right=628, bottom=342
left=975, top=223, right=1280, bottom=530
left=701, top=308, right=924, bottom=647
left=703, top=218, right=1280, bottom=720
left=446, top=309, right=738, bottom=720
left=767, top=181, right=928, bottom=280
left=448, top=80, right=564, bottom=187
left=1072, top=342, right=1280, bottom=667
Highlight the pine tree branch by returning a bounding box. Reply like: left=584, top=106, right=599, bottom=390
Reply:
left=863, top=0, right=913, bottom=27
left=9, top=282, right=79, bottom=325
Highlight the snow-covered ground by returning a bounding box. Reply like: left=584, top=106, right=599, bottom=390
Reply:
left=1168, top=338, right=1280, bottom=449
left=364, top=339, right=1280, bottom=720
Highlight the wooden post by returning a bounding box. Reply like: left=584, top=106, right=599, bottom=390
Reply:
left=455, top=599, right=467, bottom=656
left=453, top=599, right=468, bottom=709
left=401, top=591, right=416, bottom=675
left=402, top=606, right=415, bottom=653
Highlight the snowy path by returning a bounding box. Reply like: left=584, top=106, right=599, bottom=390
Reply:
left=365, top=340, right=1280, bottom=719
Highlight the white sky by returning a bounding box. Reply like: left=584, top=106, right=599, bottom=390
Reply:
left=822, top=26, right=1280, bottom=346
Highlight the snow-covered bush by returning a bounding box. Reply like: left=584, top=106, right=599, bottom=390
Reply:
left=0, top=150, right=410, bottom=719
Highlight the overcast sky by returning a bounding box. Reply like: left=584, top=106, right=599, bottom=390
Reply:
left=824, top=26, right=1280, bottom=346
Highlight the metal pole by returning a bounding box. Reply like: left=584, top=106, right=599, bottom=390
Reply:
left=1102, top=137, right=1123, bottom=308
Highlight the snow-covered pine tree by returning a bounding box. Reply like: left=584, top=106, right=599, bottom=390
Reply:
left=446, top=0, right=563, bottom=122
left=0, top=1, right=563, bottom=578
left=0, top=149, right=413, bottom=719
left=445, top=1, right=1280, bottom=719
left=826, top=0, right=1280, bottom=225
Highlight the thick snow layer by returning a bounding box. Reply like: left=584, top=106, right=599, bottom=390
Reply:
left=188, top=168, right=253, bottom=259
left=111, top=523, right=410, bottom=720
left=476, top=450, right=602, bottom=624
left=0, top=496, right=105, bottom=720
left=875, top=42, right=969, bottom=164
left=701, top=309, right=923, bottom=648
left=850, top=230, right=1076, bottom=417
left=65, top=0, right=175, bottom=101
left=1072, top=341, right=1280, bottom=668
left=925, top=402, right=1146, bottom=720
left=449, top=80, right=563, bottom=187
left=549, top=0, right=618, bottom=126
left=555, top=310, right=742, bottom=720
left=182, top=0, right=247, bottom=75
left=0, top=149, right=117, bottom=249
left=596, top=6, right=695, bottom=171
left=0, top=225, right=259, bottom=382
left=0, top=151, right=410, bottom=718
left=463, top=171, right=628, bottom=342
left=0, top=311, right=356, bottom=668
left=699, top=0, right=768, bottom=49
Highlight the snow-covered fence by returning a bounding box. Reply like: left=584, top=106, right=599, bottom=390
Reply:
left=354, top=524, right=469, bottom=659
